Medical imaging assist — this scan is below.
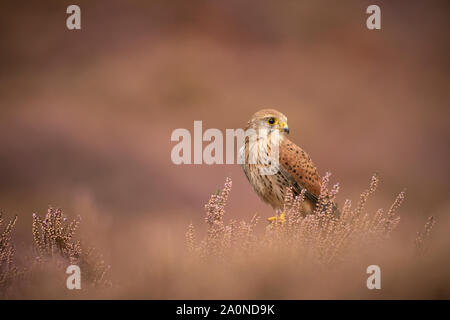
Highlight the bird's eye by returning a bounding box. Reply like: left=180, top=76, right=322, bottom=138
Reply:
left=267, top=117, right=276, bottom=125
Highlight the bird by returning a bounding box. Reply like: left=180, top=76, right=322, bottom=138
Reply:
left=239, top=108, right=325, bottom=221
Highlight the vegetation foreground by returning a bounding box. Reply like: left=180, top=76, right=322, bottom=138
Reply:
left=0, top=173, right=442, bottom=299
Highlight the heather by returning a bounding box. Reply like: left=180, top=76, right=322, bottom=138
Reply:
left=0, top=174, right=448, bottom=299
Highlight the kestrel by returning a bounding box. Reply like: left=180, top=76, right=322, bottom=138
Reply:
left=239, top=109, right=324, bottom=221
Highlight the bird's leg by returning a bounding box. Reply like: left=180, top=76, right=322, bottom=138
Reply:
left=267, top=209, right=285, bottom=223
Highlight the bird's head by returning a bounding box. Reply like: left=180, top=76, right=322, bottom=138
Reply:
left=245, top=108, right=290, bottom=135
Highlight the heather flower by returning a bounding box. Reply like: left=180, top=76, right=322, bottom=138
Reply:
left=32, top=207, right=110, bottom=286
left=0, top=214, right=20, bottom=294
left=415, top=216, right=435, bottom=256
left=188, top=173, right=413, bottom=267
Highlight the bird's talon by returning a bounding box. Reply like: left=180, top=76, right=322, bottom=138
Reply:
left=267, top=212, right=285, bottom=223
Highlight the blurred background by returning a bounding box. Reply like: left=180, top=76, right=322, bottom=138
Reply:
left=0, top=0, right=449, bottom=298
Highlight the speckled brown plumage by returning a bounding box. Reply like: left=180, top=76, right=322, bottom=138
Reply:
left=279, top=138, right=321, bottom=197
left=240, top=109, right=322, bottom=214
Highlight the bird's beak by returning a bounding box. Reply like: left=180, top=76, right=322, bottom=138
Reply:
left=280, top=123, right=289, bottom=134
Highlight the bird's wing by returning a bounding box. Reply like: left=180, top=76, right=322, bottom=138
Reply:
left=278, top=138, right=322, bottom=203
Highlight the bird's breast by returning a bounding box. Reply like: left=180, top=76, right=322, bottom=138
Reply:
left=241, top=134, right=287, bottom=210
